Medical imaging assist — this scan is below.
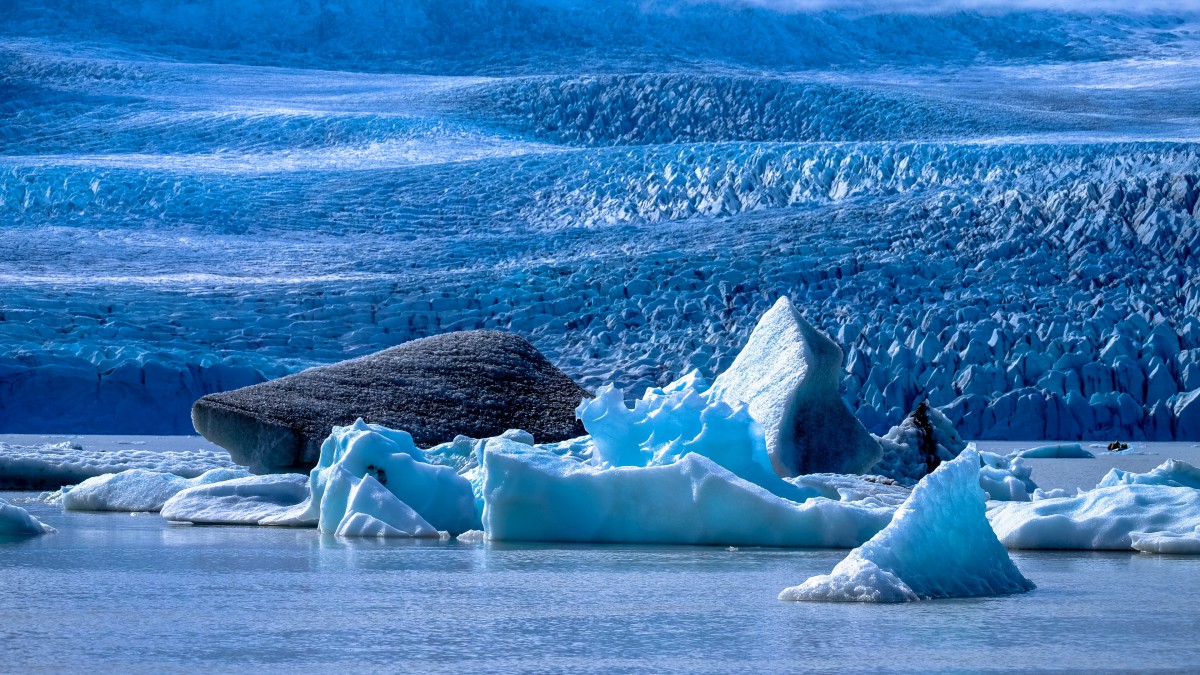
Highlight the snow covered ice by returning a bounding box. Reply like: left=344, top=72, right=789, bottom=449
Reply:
left=990, top=460, right=1200, bottom=551
left=779, top=449, right=1035, bottom=603
left=61, top=467, right=249, bottom=512
left=1130, top=528, right=1200, bottom=555
left=160, top=473, right=310, bottom=525
left=0, top=440, right=240, bottom=490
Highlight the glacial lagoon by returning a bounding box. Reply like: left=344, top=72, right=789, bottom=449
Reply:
left=2, top=441, right=1199, bottom=673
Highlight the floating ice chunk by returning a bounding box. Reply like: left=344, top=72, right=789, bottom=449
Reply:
left=779, top=449, right=1034, bottom=602
left=334, top=475, right=439, bottom=538
left=1016, top=443, right=1094, bottom=459
left=62, top=468, right=249, bottom=512
left=710, top=297, right=881, bottom=477
left=161, top=473, right=311, bottom=525
left=989, top=484, right=1200, bottom=550
left=456, top=529, right=486, bottom=543
left=1096, top=459, right=1200, bottom=489
left=0, top=441, right=239, bottom=490
left=978, top=451, right=1037, bottom=501
left=481, top=438, right=892, bottom=547
left=576, top=377, right=811, bottom=501
left=1032, top=488, right=1074, bottom=501
left=262, top=420, right=478, bottom=535
left=0, top=498, right=55, bottom=536
left=875, top=401, right=967, bottom=483
left=786, top=473, right=910, bottom=509
left=1130, top=528, right=1200, bottom=555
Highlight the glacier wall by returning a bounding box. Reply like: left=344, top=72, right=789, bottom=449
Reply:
left=2, top=3, right=1200, bottom=438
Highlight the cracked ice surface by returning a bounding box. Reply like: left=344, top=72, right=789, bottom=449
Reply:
left=3, top=2, right=1200, bottom=441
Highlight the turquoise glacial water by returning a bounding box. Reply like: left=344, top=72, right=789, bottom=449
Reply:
left=2, top=493, right=1199, bottom=673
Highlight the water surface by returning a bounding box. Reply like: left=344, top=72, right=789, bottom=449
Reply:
left=3, top=494, right=1198, bottom=673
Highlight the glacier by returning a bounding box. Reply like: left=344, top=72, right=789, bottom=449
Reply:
left=1, top=1, right=1199, bottom=444
left=779, top=449, right=1035, bottom=602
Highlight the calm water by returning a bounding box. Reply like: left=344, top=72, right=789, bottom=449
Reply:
left=3, top=493, right=1199, bottom=673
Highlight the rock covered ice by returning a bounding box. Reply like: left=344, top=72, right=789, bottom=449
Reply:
left=780, top=449, right=1035, bottom=602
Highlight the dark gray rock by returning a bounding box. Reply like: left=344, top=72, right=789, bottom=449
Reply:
left=192, top=331, right=591, bottom=472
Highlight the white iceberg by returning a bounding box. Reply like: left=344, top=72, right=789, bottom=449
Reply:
left=978, top=451, right=1038, bottom=501
left=61, top=467, right=249, bottom=512
left=0, top=498, right=55, bottom=536
left=709, top=297, right=880, bottom=477
left=161, top=473, right=311, bottom=525
left=1096, top=459, right=1200, bottom=489
left=779, top=449, right=1034, bottom=602
left=1130, top=528, right=1200, bottom=555
left=262, top=419, right=478, bottom=535
left=989, top=483, right=1200, bottom=550
left=481, top=437, right=893, bottom=547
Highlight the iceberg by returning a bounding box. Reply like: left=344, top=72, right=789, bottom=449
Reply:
left=989, top=484, right=1200, bottom=551
left=709, top=297, right=881, bottom=477
left=262, top=419, right=478, bottom=535
left=61, top=468, right=250, bottom=512
left=1130, top=528, right=1200, bottom=555
left=1096, top=459, right=1200, bottom=489
left=875, top=401, right=968, bottom=483
left=779, top=449, right=1034, bottom=602
left=0, top=498, right=55, bottom=536
left=978, top=451, right=1038, bottom=502
left=1015, top=443, right=1094, bottom=459
left=333, top=474, right=439, bottom=538
left=575, top=375, right=813, bottom=502
left=481, top=437, right=893, bottom=547
left=161, top=473, right=311, bottom=525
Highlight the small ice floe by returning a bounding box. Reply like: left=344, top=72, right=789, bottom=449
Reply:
left=779, top=450, right=1034, bottom=603
left=0, top=498, right=56, bottom=536
left=456, top=530, right=486, bottom=543
left=1015, top=443, right=1094, bottom=459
